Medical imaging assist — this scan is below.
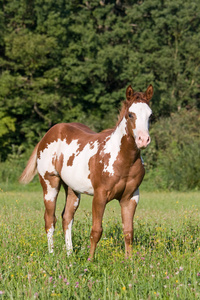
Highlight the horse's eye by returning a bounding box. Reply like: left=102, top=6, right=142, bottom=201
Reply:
left=128, top=113, right=134, bottom=119
left=149, top=114, right=153, bottom=121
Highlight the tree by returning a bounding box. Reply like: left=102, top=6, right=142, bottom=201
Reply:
left=0, top=0, right=199, bottom=164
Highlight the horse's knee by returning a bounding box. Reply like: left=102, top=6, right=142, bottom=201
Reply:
left=123, top=230, right=133, bottom=257
left=123, top=230, right=133, bottom=244
left=44, top=217, right=57, bottom=232
left=90, top=227, right=103, bottom=244
left=62, top=215, right=73, bottom=233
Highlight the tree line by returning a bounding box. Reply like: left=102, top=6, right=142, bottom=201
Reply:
left=0, top=0, right=199, bottom=189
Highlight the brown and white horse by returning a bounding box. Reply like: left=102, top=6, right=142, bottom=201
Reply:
left=20, top=85, right=153, bottom=259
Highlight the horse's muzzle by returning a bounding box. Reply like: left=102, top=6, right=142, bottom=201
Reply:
left=136, top=133, right=151, bottom=149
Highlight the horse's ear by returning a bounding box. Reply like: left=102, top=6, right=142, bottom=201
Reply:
left=126, top=85, right=134, bottom=101
left=145, top=84, right=153, bottom=103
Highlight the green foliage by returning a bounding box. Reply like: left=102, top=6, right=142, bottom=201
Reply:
left=0, top=110, right=16, bottom=160
left=0, top=0, right=200, bottom=190
left=0, top=112, right=15, bottom=136
left=143, top=109, right=200, bottom=190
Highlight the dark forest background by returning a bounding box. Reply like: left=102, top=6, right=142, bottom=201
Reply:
left=0, top=0, right=199, bottom=190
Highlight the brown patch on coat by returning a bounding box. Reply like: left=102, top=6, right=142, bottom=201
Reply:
left=44, top=171, right=60, bottom=189
left=76, top=141, right=85, bottom=156
left=56, top=153, right=64, bottom=175
left=67, top=153, right=75, bottom=166
left=51, top=153, right=64, bottom=175
left=64, top=123, right=96, bottom=145
left=102, top=153, right=111, bottom=169
left=52, top=152, right=57, bottom=165
left=39, top=174, right=47, bottom=197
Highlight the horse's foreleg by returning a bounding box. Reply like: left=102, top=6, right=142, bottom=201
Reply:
left=62, top=186, right=80, bottom=255
left=120, top=189, right=139, bottom=258
left=39, top=174, right=61, bottom=254
left=89, top=191, right=107, bottom=260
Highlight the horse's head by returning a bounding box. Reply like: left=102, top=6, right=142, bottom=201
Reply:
left=125, top=85, right=153, bottom=149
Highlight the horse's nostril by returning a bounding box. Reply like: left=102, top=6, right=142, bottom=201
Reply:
left=146, top=136, right=151, bottom=145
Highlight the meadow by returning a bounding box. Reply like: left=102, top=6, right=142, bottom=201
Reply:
left=0, top=187, right=199, bottom=299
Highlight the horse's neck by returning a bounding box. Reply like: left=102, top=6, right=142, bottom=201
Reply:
left=103, top=118, right=126, bottom=151
left=103, top=117, right=138, bottom=160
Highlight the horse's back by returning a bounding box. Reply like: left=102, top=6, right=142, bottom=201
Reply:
left=36, top=123, right=99, bottom=194
left=43, top=122, right=95, bottom=141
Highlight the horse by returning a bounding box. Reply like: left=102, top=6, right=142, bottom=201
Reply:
left=19, top=84, right=153, bottom=259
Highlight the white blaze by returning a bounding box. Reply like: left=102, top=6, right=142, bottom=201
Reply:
left=129, top=102, right=152, bottom=148
left=129, top=102, right=152, bottom=137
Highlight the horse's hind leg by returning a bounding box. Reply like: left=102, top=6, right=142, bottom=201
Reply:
left=39, top=173, right=61, bottom=253
left=62, top=185, right=80, bottom=255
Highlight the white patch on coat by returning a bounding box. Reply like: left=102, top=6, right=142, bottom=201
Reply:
left=129, top=102, right=152, bottom=138
left=65, top=219, right=73, bottom=256
left=37, top=139, right=73, bottom=201
left=74, top=195, right=80, bottom=209
left=45, top=185, right=58, bottom=202
left=102, top=117, right=127, bottom=175
left=37, top=138, right=99, bottom=197
left=61, top=140, right=99, bottom=195
left=130, top=188, right=139, bottom=204
left=47, top=223, right=54, bottom=253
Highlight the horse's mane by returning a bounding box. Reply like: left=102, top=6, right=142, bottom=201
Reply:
left=116, top=100, right=129, bottom=126
left=100, top=101, right=129, bottom=133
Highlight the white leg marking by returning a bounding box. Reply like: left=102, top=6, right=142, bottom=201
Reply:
left=131, top=188, right=139, bottom=205
left=74, top=195, right=80, bottom=209
left=44, top=186, right=58, bottom=202
left=65, top=219, right=73, bottom=256
left=47, top=224, right=54, bottom=254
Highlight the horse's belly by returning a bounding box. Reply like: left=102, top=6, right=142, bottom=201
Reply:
left=59, top=139, right=98, bottom=195
left=61, top=164, right=94, bottom=195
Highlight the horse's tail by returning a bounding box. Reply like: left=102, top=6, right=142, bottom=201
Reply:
left=19, top=142, right=39, bottom=184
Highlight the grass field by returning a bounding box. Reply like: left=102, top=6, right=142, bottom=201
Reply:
left=0, top=188, right=200, bottom=299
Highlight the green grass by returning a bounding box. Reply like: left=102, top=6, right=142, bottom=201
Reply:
left=0, top=187, right=200, bottom=299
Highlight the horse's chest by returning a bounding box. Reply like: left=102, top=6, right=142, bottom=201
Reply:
left=105, top=160, right=145, bottom=201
